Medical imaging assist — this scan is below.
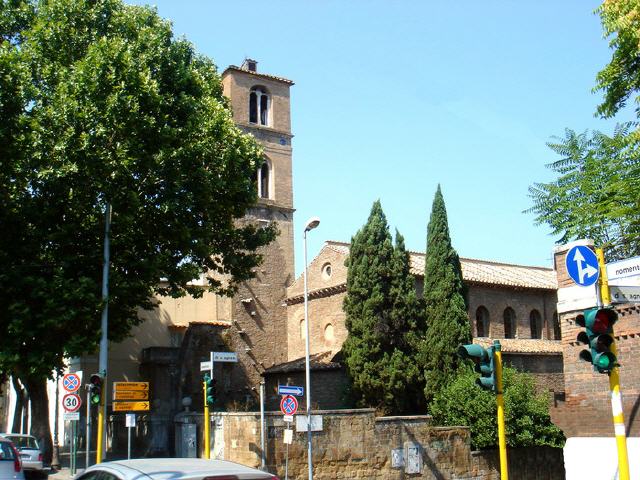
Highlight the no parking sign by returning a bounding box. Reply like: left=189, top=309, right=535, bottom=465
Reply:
left=280, top=395, right=298, bottom=416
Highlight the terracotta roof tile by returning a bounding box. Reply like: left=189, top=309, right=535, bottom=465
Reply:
left=223, top=65, right=294, bottom=85
left=325, top=241, right=557, bottom=290
left=473, top=338, right=563, bottom=354
left=262, top=351, right=341, bottom=374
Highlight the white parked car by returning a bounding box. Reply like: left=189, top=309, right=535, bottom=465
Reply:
left=75, top=458, right=279, bottom=480
left=0, top=437, right=25, bottom=480
left=0, top=435, right=42, bottom=475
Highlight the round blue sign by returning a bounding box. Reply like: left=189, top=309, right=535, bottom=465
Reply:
left=565, top=245, right=600, bottom=287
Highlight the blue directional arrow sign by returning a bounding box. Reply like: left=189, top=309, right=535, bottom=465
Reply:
left=566, top=245, right=600, bottom=287
left=278, top=385, right=304, bottom=397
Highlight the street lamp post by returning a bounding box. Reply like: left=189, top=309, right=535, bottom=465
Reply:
left=303, top=216, right=320, bottom=480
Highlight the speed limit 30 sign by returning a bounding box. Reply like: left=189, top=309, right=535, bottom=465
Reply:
left=62, top=393, right=82, bottom=412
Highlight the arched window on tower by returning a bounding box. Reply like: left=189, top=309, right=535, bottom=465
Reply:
left=503, top=307, right=516, bottom=339
left=529, top=309, right=542, bottom=339
left=249, top=86, right=270, bottom=126
left=475, top=306, right=490, bottom=337
left=254, top=159, right=271, bottom=199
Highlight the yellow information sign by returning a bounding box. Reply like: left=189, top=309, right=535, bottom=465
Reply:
left=113, top=382, right=149, bottom=392
left=112, top=401, right=150, bottom=412
left=113, top=390, right=148, bottom=401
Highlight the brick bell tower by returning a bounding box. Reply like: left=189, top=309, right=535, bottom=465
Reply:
left=219, top=59, right=295, bottom=402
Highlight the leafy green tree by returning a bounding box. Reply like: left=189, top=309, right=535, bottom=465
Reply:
left=343, top=201, right=424, bottom=414
left=528, top=1, right=640, bottom=258
left=527, top=126, right=640, bottom=260
left=0, top=0, right=275, bottom=461
left=430, top=366, right=566, bottom=450
left=594, top=0, right=640, bottom=120
left=421, top=185, right=471, bottom=406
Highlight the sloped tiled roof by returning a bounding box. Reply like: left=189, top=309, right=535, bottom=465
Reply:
left=223, top=65, right=294, bottom=85
left=262, top=351, right=341, bottom=374
left=324, top=241, right=557, bottom=290
left=473, top=338, right=562, bottom=354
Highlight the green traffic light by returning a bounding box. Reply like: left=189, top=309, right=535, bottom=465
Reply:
left=576, top=307, right=619, bottom=374
left=203, top=374, right=216, bottom=407
left=458, top=343, right=496, bottom=392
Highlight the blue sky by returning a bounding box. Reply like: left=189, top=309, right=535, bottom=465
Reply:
left=128, top=1, right=630, bottom=276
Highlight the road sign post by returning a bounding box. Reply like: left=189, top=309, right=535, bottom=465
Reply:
left=596, top=248, right=630, bottom=480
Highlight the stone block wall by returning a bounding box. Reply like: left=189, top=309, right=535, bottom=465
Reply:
left=193, top=409, right=565, bottom=480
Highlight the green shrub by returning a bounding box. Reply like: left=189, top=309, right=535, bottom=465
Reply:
left=430, top=366, right=565, bottom=450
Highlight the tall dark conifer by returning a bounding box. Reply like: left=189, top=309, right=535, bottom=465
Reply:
left=421, top=185, right=471, bottom=406
left=343, top=201, right=425, bottom=414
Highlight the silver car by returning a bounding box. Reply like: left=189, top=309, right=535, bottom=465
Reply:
left=0, top=436, right=42, bottom=474
left=75, top=458, right=279, bottom=480
left=0, top=437, right=25, bottom=480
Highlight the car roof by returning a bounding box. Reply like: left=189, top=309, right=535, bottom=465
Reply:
left=83, top=458, right=273, bottom=480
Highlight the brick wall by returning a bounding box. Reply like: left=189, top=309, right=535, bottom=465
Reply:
left=552, top=243, right=640, bottom=437
left=186, top=409, right=565, bottom=479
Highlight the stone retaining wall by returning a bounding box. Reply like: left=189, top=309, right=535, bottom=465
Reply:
left=173, top=409, right=564, bottom=479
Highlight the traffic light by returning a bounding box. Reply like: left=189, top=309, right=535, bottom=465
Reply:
left=203, top=374, right=216, bottom=407
left=89, top=373, right=103, bottom=406
left=458, top=343, right=496, bottom=391
left=575, top=307, right=619, bottom=374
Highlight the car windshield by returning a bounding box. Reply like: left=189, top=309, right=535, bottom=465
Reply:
left=6, top=436, right=38, bottom=449
left=0, top=442, right=16, bottom=460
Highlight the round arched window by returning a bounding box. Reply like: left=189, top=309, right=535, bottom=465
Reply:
left=324, top=323, right=334, bottom=342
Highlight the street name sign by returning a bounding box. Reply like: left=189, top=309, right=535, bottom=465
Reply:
left=278, top=385, right=304, bottom=396
left=566, top=245, right=599, bottom=287
left=62, top=373, right=81, bottom=393
left=113, top=401, right=150, bottom=412
left=212, top=352, right=238, bottom=362
left=114, top=390, right=148, bottom=400
left=62, top=393, right=82, bottom=412
left=609, top=285, right=640, bottom=304
left=607, top=255, right=640, bottom=286
left=113, top=382, right=149, bottom=392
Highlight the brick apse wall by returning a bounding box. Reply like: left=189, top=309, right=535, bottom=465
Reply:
left=174, top=409, right=564, bottom=479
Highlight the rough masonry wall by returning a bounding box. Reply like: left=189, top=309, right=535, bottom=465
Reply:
left=200, top=409, right=564, bottom=480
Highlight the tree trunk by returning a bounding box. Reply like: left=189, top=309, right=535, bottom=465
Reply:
left=24, top=376, right=53, bottom=466
left=10, top=376, right=25, bottom=433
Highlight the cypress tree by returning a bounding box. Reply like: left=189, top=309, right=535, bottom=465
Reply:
left=343, top=201, right=424, bottom=413
left=421, top=185, right=471, bottom=406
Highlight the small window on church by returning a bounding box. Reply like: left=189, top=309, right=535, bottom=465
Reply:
left=249, top=86, right=270, bottom=126
left=530, top=309, right=542, bottom=339
left=475, top=306, right=490, bottom=337
left=503, top=307, right=516, bottom=339
left=256, top=159, right=271, bottom=200
left=299, top=319, right=306, bottom=340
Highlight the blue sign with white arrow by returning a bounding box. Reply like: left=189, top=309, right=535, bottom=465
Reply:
left=566, top=245, right=600, bottom=287
left=278, top=385, right=304, bottom=396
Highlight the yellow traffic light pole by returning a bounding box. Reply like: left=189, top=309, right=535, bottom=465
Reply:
left=96, top=382, right=105, bottom=463
left=203, top=380, right=210, bottom=459
left=494, top=341, right=508, bottom=480
left=595, top=248, right=630, bottom=480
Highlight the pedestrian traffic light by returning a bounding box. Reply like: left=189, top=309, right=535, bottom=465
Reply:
left=89, top=373, right=103, bottom=406
left=575, top=307, right=619, bottom=374
left=203, top=374, right=216, bottom=407
left=458, top=343, right=496, bottom=391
